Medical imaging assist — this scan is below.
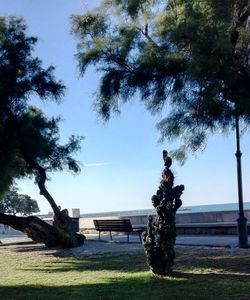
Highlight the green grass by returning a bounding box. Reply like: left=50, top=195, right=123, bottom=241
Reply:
left=0, top=243, right=250, bottom=300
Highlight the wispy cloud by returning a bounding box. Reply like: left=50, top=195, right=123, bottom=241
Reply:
left=84, top=162, right=110, bottom=167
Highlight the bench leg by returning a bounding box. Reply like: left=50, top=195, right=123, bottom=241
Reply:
left=110, top=231, right=112, bottom=240
left=138, top=232, right=142, bottom=243
left=127, top=232, right=129, bottom=242
left=99, top=232, right=100, bottom=240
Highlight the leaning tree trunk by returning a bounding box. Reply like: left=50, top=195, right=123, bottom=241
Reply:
left=2, top=109, right=86, bottom=248
left=0, top=172, right=87, bottom=248
left=29, top=160, right=85, bottom=243
left=0, top=212, right=85, bottom=248
left=12, top=157, right=86, bottom=248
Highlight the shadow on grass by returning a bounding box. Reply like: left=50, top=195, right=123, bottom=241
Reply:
left=1, top=272, right=250, bottom=300
left=176, top=251, right=250, bottom=275
left=0, top=241, right=55, bottom=252
left=1, top=245, right=250, bottom=299
left=21, top=252, right=149, bottom=273
left=1, top=244, right=55, bottom=254
left=7, top=243, right=250, bottom=276
left=19, top=250, right=250, bottom=283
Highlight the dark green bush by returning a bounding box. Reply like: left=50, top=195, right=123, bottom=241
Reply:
left=142, top=150, right=184, bottom=275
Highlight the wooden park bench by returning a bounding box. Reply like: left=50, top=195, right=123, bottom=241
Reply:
left=93, top=219, right=145, bottom=242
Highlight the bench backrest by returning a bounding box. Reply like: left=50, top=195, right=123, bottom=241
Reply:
left=93, top=219, right=133, bottom=232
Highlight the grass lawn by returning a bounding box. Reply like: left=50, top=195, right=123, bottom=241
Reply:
left=0, top=242, right=250, bottom=300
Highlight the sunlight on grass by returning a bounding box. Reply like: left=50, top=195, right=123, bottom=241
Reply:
left=0, top=244, right=250, bottom=299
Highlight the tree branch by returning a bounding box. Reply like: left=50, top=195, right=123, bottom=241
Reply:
left=23, top=157, right=61, bottom=217
left=136, top=24, right=167, bottom=52
left=105, top=50, right=133, bottom=73
left=4, top=106, right=61, bottom=217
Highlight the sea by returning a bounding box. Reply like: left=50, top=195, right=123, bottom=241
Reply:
left=80, top=202, right=250, bottom=218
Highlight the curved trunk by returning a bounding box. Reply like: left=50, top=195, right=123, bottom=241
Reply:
left=6, top=108, right=61, bottom=218
left=0, top=212, right=85, bottom=248
left=20, top=153, right=85, bottom=247
left=4, top=108, right=85, bottom=248
left=19, top=156, right=61, bottom=218
left=20, top=154, right=77, bottom=233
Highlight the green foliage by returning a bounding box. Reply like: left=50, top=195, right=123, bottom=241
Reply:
left=142, top=150, right=184, bottom=275
left=0, top=16, right=64, bottom=110
left=73, top=0, right=250, bottom=162
left=0, top=188, right=39, bottom=216
left=0, top=16, right=82, bottom=196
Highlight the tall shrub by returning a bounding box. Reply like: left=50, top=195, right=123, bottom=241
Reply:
left=142, top=150, right=184, bottom=275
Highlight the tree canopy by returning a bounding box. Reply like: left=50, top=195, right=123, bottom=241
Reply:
left=72, top=0, right=250, bottom=162
left=0, top=16, right=86, bottom=248
left=0, top=188, right=40, bottom=216
left=0, top=16, right=85, bottom=247
left=0, top=16, right=82, bottom=205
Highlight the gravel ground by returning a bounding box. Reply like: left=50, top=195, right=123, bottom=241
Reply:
left=66, top=239, right=144, bottom=258
left=0, top=233, right=248, bottom=259
left=0, top=234, right=144, bottom=257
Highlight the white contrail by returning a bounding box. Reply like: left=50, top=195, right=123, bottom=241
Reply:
left=84, top=162, right=110, bottom=167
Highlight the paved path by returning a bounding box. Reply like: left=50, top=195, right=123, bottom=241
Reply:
left=1, top=233, right=248, bottom=258
left=177, top=235, right=239, bottom=247
left=85, top=233, right=240, bottom=248
left=0, top=233, right=242, bottom=248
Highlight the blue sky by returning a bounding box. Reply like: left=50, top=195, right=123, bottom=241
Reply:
left=1, top=0, right=250, bottom=214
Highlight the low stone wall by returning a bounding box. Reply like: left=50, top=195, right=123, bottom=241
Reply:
left=176, top=210, right=250, bottom=224
left=79, top=210, right=250, bottom=235
left=176, top=223, right=250, bottom=235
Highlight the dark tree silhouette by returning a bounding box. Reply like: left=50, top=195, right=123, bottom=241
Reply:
left=142, top=151, right=184, bottom=276
left=0, top=16, right=85, bottom=248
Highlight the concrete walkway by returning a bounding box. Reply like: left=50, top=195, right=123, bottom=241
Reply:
left=176, top=235, right=239, bottom=247
left=86, top=233, right=241, bottom=248
left=0, top=232, right=245, bottom=248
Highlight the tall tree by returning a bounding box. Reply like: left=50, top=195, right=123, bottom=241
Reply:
left=72, top=0, right=250, bottom=158
left=72, top=0, right=249, bottom=247
left=0, top=16, right=85, bottom=247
